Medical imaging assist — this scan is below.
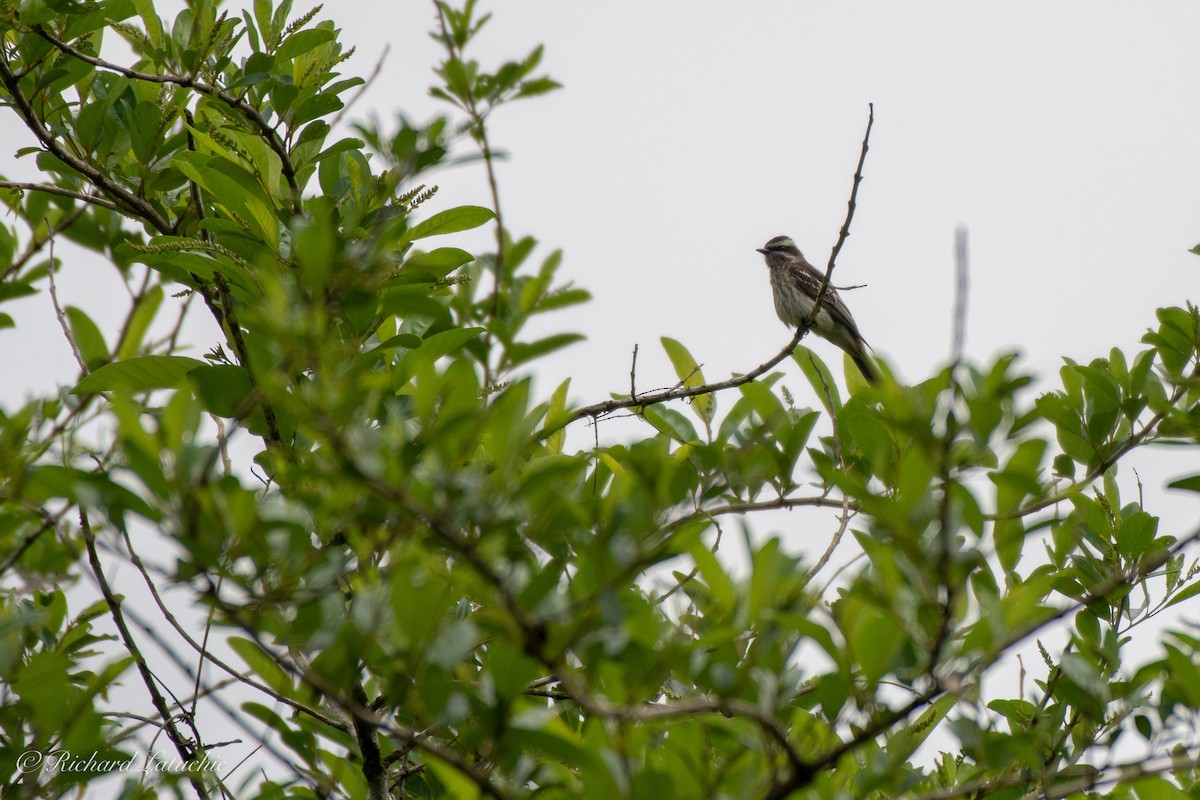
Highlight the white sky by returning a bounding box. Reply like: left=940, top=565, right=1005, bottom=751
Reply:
left=4, top=1, right=1200, bottom=777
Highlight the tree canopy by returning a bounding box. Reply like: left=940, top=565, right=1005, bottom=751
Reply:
left=2, top=2, right=1200, bottom=799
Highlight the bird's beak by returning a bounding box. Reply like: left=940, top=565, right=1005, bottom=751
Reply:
left=755, top=248, right=768, bottom=255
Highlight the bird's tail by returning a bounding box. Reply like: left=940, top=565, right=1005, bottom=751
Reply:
left=850, top=346, right=876, bottom=384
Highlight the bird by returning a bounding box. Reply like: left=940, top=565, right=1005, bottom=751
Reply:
left=756, top=235, right=875, bottom=383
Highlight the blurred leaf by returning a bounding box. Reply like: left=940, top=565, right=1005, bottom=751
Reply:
left=401, top=205, right=495, bottom=244
left=794, top=345, right=841, bottom=416
left=507, top=333, right=584, bottom=369
left=65, top=306, right=110, bottom=371
left=74, top=355, right=204, bottom=393
left=661, top=336, right=713, bottom=428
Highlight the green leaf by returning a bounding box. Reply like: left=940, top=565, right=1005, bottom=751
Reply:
left=65, top=307, right=110, bottom=371
left=842, top=595, right=903, bottom=684
left=507, top=333, right=584, bottom=369
left=1163, top=579, right=1200, bottom=611
left=1126, top=776, right=1193, bottom=800
left=228, top=637, right=293, bottom=694
left=642, top=406, right=699, bottom=444
left=988, top=698, right=1036, bottom=730
left=794, top=345, right=841, bottom=416
left=402, top=247, right=475, bottom=279
left=661, top=336, right=713, bottom=427
left=276, top=27, right=336, bottom=60
left=129, top=100, right=162, bottom=164
left=543, top=378, right=571, bottom=455
left=689, top=538, right=734, bottom=610
left=1168, top=475, right=1200, bottom=493
left=400, top=205, right=495, bottom=245
left=189, top=364, right=254, bottom=418
left=1116, top=511, right=1157, bottom=561
left=74, top=355, right=205, bottom=394
left=116, top=284, right=163, bottom=360
left=415, top=327, right=486, bottom=362
left=24, top=465, right=158, bottom=521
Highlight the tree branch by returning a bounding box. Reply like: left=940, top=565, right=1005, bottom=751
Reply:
left=806, top=102, right=875, bottom=332
left=80, top=509, right=210, bottom=799
left=0, top=181, right=119, bottom=210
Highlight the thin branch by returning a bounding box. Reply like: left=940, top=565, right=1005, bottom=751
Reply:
left=1012, top=388, right=1184, bottom=519
left=805, top=499, right=854, bottom=583
left=629, top=343, right=639, bottom=400
left=79, top=509, right=210, bottom=800
left=0, top=181, right=119, bottom=210
left=46, top=240, right=87, bottom=374
left=113, top=526, right=344, bottom=731
left=660, top=494, right=852, bottom=538
left=0, top=505, right=67, bottom=577
left=806, top=102, right=875, bottom=333
left=0, top=204, right=87, bottom=283
left=951, top=226, right=969, bottom=364
left=539, top=326, right=805, bottom=439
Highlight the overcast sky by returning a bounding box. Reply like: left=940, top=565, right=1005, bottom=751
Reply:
left=3, top=2, right=1198, bottom=774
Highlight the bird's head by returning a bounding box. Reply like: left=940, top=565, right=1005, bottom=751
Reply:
left=756, top=235, right=804, bottom=264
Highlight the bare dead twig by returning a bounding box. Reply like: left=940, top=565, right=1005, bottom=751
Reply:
left=805, top=102, right=875, bottom=336
left=46, top=240, right=88, bottom=375
left=80, top=509, right=210, bottom=800
left=630, top=343, right=639, bottom=400
left=0, top=182, right=120, bottom=211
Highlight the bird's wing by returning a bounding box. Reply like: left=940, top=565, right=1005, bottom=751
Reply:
left=789, top=262, right=868, bottom=345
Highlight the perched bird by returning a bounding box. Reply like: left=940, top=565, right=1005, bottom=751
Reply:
left=756, top=235, right=875, bottom=383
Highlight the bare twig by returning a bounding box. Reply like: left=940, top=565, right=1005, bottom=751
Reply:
left=805, top=103, right=875, bottom=335
left=659, top=494, right=851, bottom=539
left=630, top=343, right=639, bottom=400
left=538, top=326, right=805, bottom=439
left=0, top=205, right=87, bottom=283
left=0, top=181, right=120, bottom=211
left=80, top=509, right=210, bottom=799
left=46, top=240, right=88, bottom=374
left=805, top=500, right=854, bottom=583
left=951, top=226, right=969, bottom=363
left=331, top=43, right=390, bottom=128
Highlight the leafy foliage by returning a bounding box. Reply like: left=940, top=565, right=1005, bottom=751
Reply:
left=2, top=2, right=1200, bottom=799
